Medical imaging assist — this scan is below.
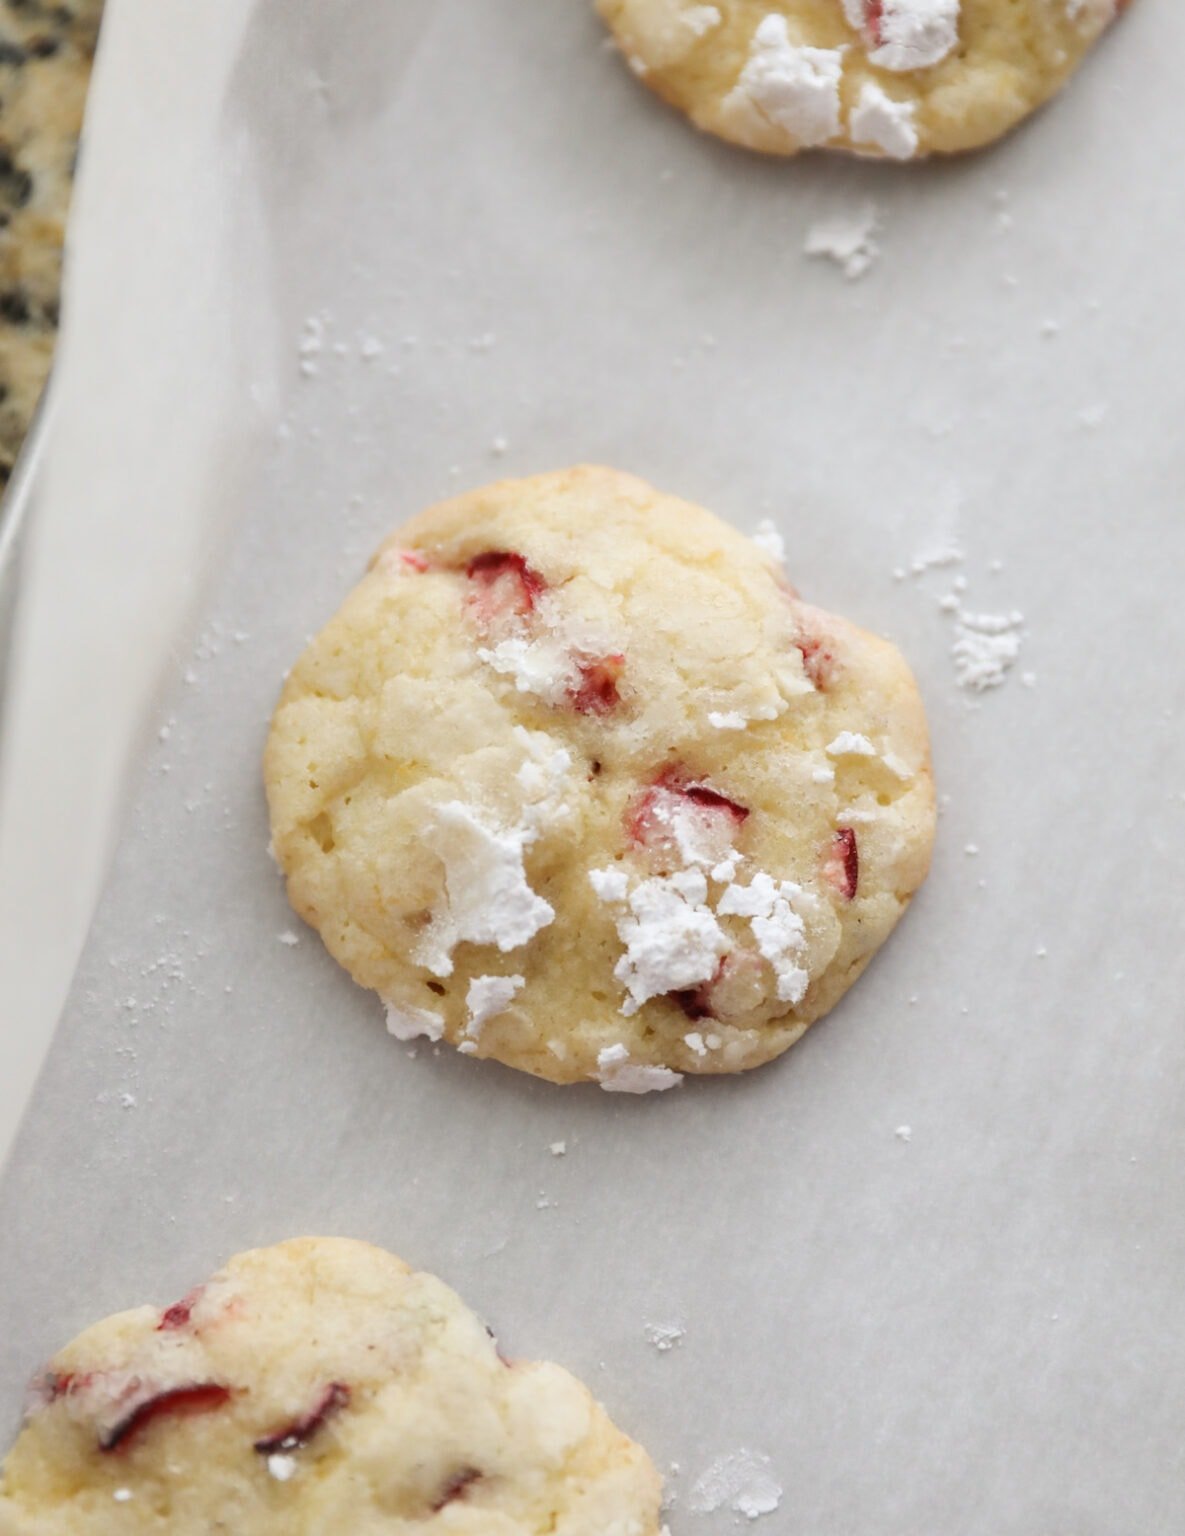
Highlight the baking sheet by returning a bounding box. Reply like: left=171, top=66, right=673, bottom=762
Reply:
left=3, top=1, right=1184, bottom=1530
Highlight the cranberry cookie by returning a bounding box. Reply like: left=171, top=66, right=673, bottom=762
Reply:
left=264, top=467, right=935, bottom=1090
left=0, top=1238, right=661, bottom=1534
left=598, top=0, right=1131, bottom=158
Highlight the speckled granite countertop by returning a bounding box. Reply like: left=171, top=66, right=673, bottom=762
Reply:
left=0, top=0, right=101, bottom=490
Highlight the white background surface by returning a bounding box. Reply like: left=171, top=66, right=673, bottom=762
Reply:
left=2, top=1, right=1183, bottom=1530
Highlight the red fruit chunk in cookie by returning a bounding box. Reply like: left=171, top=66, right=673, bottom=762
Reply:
left=432, top=1468, right=483, bottom=1511
left=796, top=631, right=838, bottom=691
left=823, top=828, right=859, bottom=901
left=628, top=770, right=749, bottom=867
left=99, top=1383, right=231, bottom=1454
left=568, top=652, right=625, bottom=716
left=158, top=1285, right=205, bottom=1332
left=464, top=551, right=545, bottom=631
left=253, top=1382, right=351, bottom=1455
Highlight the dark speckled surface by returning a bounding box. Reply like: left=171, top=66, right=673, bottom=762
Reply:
left=0, top=0, right=101, bottom=489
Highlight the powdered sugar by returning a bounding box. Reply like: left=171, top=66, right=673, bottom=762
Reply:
left=689, top=1449, right=783, bottom=1520
left=722, top=16, right=845, bottom=147
left=826, top=730, right=878, bottom=758
left=844, top=0, right=961, bottom=71
left=804, top=203, right=880, bottom=280
left=600, top=869, right=730, bottom=1014
left=849, top=81, right=918, bottom=159
left=717, top=873, right=810, bottom=1004
left=951, top=608, right=1025, bottom=692
left=415, top=803, right=555, bottom=977
left=465, top=974, right=524, bottom=1037
left=478, top=635, right=576, bottom=706
left=751, top=518, right=786, bottom=563
left=644, top=1321, right=686, bottom=1352
left=596, top=1043, right=684, bottom=1093
left=384, top=1000, right=445, bottom=1042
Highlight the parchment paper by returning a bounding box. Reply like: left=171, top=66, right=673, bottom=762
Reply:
left=3, top=2, right=1183, bottom=1531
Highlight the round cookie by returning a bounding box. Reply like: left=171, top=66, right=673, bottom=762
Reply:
left=596, top=0, right=1131, bottom=159
left=0, top=1237, right=662, bottom=1535
left=265, top=467, right=935, bottom=1090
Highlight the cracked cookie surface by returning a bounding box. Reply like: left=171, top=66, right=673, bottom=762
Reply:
left=264, top=467, right=935, bottom=1089
left=0, top=1237, right=661, bottom=1534
left=597, top=0, right=1130, bottom=158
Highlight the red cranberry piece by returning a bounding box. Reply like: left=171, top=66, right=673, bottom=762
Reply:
left=672, top=956, right=727, bottom=1021
left=628, top=769, right=749, bottom=856
left=99, top=1383, right=231, bottom=1454
left=253, top=1382, right=351, bottom=1455
left=432, top=1468, right=482, bottom=1511
left=796, top=632, right=838, bottom=691
left=158, top=1285, right=205, bottom=1332
left=568, top=652, right=625, bottom=716
left=823, top=828, right=859, bottom=901
left=464, top=551, right=545, bottom=631
left=853, top=0, right=885, bottom=42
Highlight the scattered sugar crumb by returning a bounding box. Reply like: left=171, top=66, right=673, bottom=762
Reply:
left=359, top=334, right=384, bottom=361
left=298, top=314, right=326, bottom=377
left=645, top=1322, right=686, bottom=1353
left=951, top=609, right=1024, bottom=692
left=689, top=1449, right=782, bottom=1520
left=1036, top=945, right=1048, bottom=958
left=549, top=1140, right=567, bottom=1156
left=751, top=518, right=786, bottom=563
left=964, top=844, right=979, bottom=856
left=278, top=930, right=300, bottom=947
left=895, top=1124, right=912, bottom=1142
left=1078, top=402, right=1108, bottom=430
left=804, top=202, right=879, bottom=280
left=1021, top=671, right=1037, bottom=688
left=267, top=1454, right=297, bottom=1482
left=491, top=434, right=509, bottom=455
left=909, top=540, right=964, bottom=575
left=119, top=1093, right=137, bottom=1110
left=112, top=1488, right=133, bottom=1503
left=535, top=1194, right=556, bottom=1210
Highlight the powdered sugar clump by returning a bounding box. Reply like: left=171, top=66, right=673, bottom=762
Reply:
left=717, top=874, right=810, bottom=1004
left=826, top=730, right=877, bottom=758
left=596, top=1043, right=684, bottom=1094
left=384, top=1000, right=445, bottom=1043
left=465, top=974, right=524, bottom=1038
left=689, top=1449, right=783, bottom=1520
left=951, top=608, right=1024, bottom=692
left=843, top=0, right=960, bottom=71
left=849, top=81, right=918, bottom=159
left=601, top=869, right=729, bottom=1014
left=722, top=16, right=845, bottom=147
left=415, top=803, right=555, bottom=976
left=751, top=518, right=786, bottom=563
left=805, top=203, right=880, bottom=280
left=644, top=1321, right=686, bottom=1352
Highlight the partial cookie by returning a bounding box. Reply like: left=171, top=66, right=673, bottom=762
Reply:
left=597, top=0, right=1130, bottom=158
left=0, top=1237, right=661, bottom=1535
left=264, top=467, right=935, bottom=1089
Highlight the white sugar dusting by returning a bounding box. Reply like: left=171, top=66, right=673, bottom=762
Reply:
left=384, top=1000, right=445, bottom=1043
left=717, top=874, right=810, bottom=1004
left=722, top=15, right=845, bottom=147
left=804, top=203, right=880, bottom=280
left=465, top=974, right=525, bottom=1038
left=951, top=608, right=1025, bottom=692
left=689, top=1449, right=783, bottom=1520
left=849, top=81, right=918, bottom=158
left=751, top=518, right=786, bottom=563
left=596, top=1043, right=684, bottom=1094
left=267, top=1453, right=297, bottom=1482
left=844, top=0, right=961, bottom=71
left=598, top=869, right=729, bottom=1015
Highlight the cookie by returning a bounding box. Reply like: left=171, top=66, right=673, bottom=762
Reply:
left=0, top=1237, right=662, bottom=1534
left=264, top=467, right=935, bottom=1090
left=597, top=0, right=1130, bottom=159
